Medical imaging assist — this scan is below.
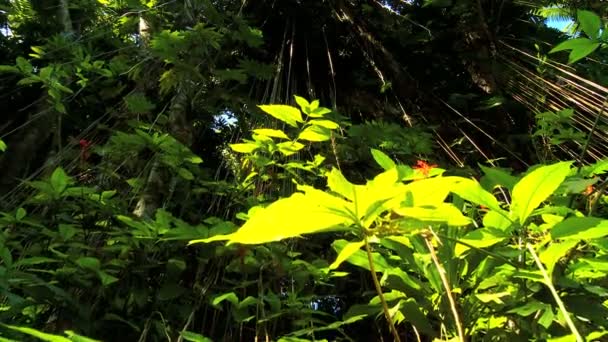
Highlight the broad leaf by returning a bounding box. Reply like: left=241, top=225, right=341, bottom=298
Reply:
left=253, top=128, right=289, bottom=139
left=189, top=191, right=351, bottom=245
left=277, top=141, right=305, bottom=156
left=577, top=10, right=601, bottom=38
left=539, top=240, right=578, bottom=276
left=329, top=240, right=365, bottom=269
left=568, top=41, right=600, bottom=64
left=551, top=217, right=608, bottom=240
left=550, top=38, right=595, bottom=53
left=394, top=204, right=472, bottom=227
left=258, top=104, right=303, bottom=127
left=455, top=228, right=508, bottom=256
left=510, top=162, right=572, bottom=225
left=371, top=149, right=396, bottom=171
left=50, top=167, right=70, bottom=194
left=309, top=119, right=339, bottom=129
left=451, top=178, right=502, bottom=213
left=298, top=125, right=331, bottom=142
left=230, top=143, right=259, bottom=153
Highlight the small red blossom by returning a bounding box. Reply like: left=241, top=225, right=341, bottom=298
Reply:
left=583, top=185, right=594, bottom=196
left=79, top=139, right=91, bottom=148
left=413, top=160, right=438, bottom=177
left=78, top=139, right=92, bottom=162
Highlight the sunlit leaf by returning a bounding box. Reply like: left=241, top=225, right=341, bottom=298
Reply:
left=510, top=162, right=572, bottom=225
left=298, top=125, right=331, bottom=142
left=258, top=104, right=303, bottom=127
left=394, top=204, right=471, bottom=227
left=454, top=228, right=508, bottom=256
left=252, top=128, right=289, bottom=139
left=551, top=217, right=608, bottom=240
left=329, top=240, right=365, bottom=270
left=230, top=143, right=260, bottom=153
left=309, top=119, right=339, bottom=129
left=277, top=141, right=305, bottom=156
left=539, top=240, right=578, bottom=276
left=451, top=178, right=502, bottom=213
left=371, top=149, right=396, bottom=171
left=189, top=191, right=351, bottom=245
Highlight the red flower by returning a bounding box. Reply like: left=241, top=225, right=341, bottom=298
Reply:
left=79, top=139, right=91, bottom=148
left=413, top=160, right=438, bottom=177
left=78, top=139, right=92, bottom=162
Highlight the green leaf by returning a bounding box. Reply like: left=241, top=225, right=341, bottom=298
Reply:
left=258, top=104, right=303, bottom=127
left=309, top=120, right=339, bottom=129
left=451, top=178, right=503, bottom=214
left=308, top=107, right=332, bottom=118
left=454, top=228, right=508, bottom=256
left=0, top=139, right=6, bottom=152
left=298, top=125, right=331, bottom=142
left=371, top=149, right=396, bottom=171
left=177, top=168, right=194, bottom=180
left=189, top=190, right=351, bottom=245
left=76, top=257, right=101, bottom=271
left=483, top=210, right=513, bottom=232
left=277, top=141, right=305, bottom=156
left=1, top=325, right=72, bottom=342
left=394, top=204, right=472, bottom=227
left=551, top=217, right=608, bottom=240
left=577, top=10, right=601, bottom=38
left=550, top=38, right=595, bottom=53
left=14, top=257, right=59, bottom=267
left=327, top=168, right=357, bottom=201
left=480, top=165, right=518, bottom=191
left=179, top=331, right=212, bottom=342
left=212, top=292, right=239, bottom=307
left=230, top=143, right=260, bottom=153
left=252, top=128, right=289, bottom=139
left=510, top=162, right=572, bottom=225
left=539, top=240, right=578, bottom=276
left=294, top=95, right=311, bottom=112
left=329, top=240, right=365, bottom=269
left=15, top=207, right=26, bottom=221
left=50, top=167, right=70, bottom=194
left=98, top=271, right=119, bottom=286
left=568, top=41, right=600, bottom=64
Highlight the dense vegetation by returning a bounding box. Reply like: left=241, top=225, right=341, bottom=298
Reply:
left=1, top=0, right=608, bottom=341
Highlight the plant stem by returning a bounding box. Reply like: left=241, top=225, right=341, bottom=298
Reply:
left=527, top=244, right=582, bottom=342
left=424, top=234, right=465, bottom=342
left=364, top=235, right=402, bottom=342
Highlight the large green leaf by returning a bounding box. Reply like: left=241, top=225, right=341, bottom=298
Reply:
left=568, top=41, right=600, bottom=64
left=551, top=217, right=608, bottom=240
left=189, top=190, right=351, bottom=245
left=371, top=149, right=396, bottom=171
left=451, top=178, right=503, bottom=214
left=577, top=10, right=601, bottom=38
left=253, top=128, right=289, bottom=139
left=1, top=325, right=73, bottom=342
left=329, top=240, right=365, bottom=270
left=510, top=162, right=572, bottom=225
left=393, top=204, right=471, bottom=227
left=230, top=143, right=259, bottom=153
left=550, top=38, right=595, bottom=53
left=539, top=240, right=578, bottom=276
left=258, top=104, right=303, bottom=127
left=50, top=167, right=70, bottom=194
left=298, top=125, right=331, bottom=142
